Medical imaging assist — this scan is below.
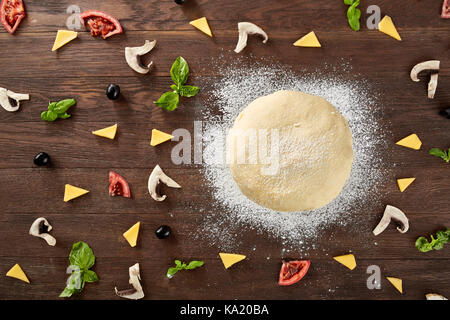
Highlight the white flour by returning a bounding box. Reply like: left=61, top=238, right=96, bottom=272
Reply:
left=195, top=56, right=388, bottom=253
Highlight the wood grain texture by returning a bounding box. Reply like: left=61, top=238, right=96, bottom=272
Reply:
left=0, top=0, right=449, bottom=300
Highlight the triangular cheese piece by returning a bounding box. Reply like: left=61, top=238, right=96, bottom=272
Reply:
left=150, top=129, right=174, bottom=147
left=123, top=222, right=140, bottom=247
left=52, top=30, right=78, bottom=51
left=333, top=254, right=356, bottom=270
left=293, top=31, right=321, bottom=47
left=397, top=178, right=415, bottom=192
left=92, top=124, right=118, bottom=140
left=190, top=17, right=213, bottom=37
left=6, top=264, right=30, bottom=283
left=386, top=277, right=403, bottom=293
left=64, top=184, right=89, bottom=202
left=219, top=253, right=246, bottom=269
left=378, top=16, right=401, bottom=41
left=396, top=134, right=422, bottom=150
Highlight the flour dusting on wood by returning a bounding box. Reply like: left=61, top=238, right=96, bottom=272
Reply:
left=195, top=56, right=388, bottom=253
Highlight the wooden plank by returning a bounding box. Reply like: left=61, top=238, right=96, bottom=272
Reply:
left=0, top=257, right=448, bottom=300
left=8, top=0, right=449, bottom=33
left=0, top=30, right=449, bottom=78
left=0, top=212, right=449, bottom=260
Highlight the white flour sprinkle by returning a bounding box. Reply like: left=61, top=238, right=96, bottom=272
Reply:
left=195, top=56, right=388, bottom=252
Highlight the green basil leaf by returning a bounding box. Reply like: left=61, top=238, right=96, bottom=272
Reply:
left=346, top=0, right=361, bottom=31
left=83, top=270, right=99, bottom=283
left=179, top=85, right=199, bottom=98
left=170, top=56, right=189, bottom=85
left=154, top=91, right=180, bottom=111
left=185, top=260, right=204, bottom=270
left=167, top=267, right=180, bottom=278
left=429, top=148, right=445, bottom=157
left=41, top=110, right=58, bottom=122
left=344, top=0, right=354, bottom=5
left=59, top=287, right=75, bottom=298
left=48, top=102, right=57, bottom=112
left=53, top=99, right=76, bottom=114
left=58, top=112, right=71, bottom=119
left=69, top=241, right=95, bottom=270
left=415, top=237, right=432, bottom=252
left=170, top=84, right=179, bottom=93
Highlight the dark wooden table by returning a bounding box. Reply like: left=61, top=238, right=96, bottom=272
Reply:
left=0, top=0, right=449, bottom=300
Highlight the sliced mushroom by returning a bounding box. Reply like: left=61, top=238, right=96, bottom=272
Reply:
left=29, top=217, right=56, bottom=246
left=0, top=87, right=29, bottom=112
left=426, top=293, right=448, bottom=300
left=125, top=40, right=157, bottom=74
left=234, top=22, right=268, bottom=53
left=372, top=205, right=409, bottom=236
left=114, top=263, right=144, bottom=300
left=148, top=164, right=181, bottom=201
left=410, top=60, right=440, bottom=99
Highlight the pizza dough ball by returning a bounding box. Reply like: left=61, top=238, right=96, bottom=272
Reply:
left=227, top=90, right=354, bottom=212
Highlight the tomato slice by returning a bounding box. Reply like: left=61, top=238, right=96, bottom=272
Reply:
left=80, top=10, right=123, bottom=39
left=109, top=171, right=131, bottom=198
left=443, top=0, right=450, bottom=18
left=278, top=260, right=310, bottom=286
left=0, top=0, right=25, bottom=34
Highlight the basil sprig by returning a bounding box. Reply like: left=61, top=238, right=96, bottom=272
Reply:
left=344, top=0, right=361, bottom=31
left=60, top=241, right=99, bottom=298
left=429, top=147, right=450, bottom=163
left=154, top=57, right=199, bottom=111
left=167, top=259, right=204, bottom=278
left=415, top=228, right=450, bottom=252
left=41, top=98, right=76, bottom=121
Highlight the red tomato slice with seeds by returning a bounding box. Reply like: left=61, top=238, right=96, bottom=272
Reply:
left=109, top=171, right=131, bottom=198
left=278, top=260, right=310, bottom=286
left=442, top=0, right=450, bottom=18
left=80, top=10, right=123, bottom=39
left=0, top=0, right=25, bottom=34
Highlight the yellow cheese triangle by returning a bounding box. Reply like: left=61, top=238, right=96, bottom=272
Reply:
left=150, top=129, right=174, bottom=147
left=396, top=134, right=422, bottom=150
left=92, top=124, right=118, bottom=140
left=6, top=264, right=30, bottom=283
left=219, top=253, right=246, bottom=269
left=123, top=222, right=140, bottom=247
left=64, top=184, right=89, bottom=202
left=333, top=254, right=356, bottom=270
left=386, top=277, right=403, bottom=293
left=378, top=16, right=401, bottom=41
left=190, top=17, right=213, bottom=37
left=293, top=31, right=321, bottom=47
left=397, top=178, right=415, bottom=192
left=52, top=30, right=78, bottom=51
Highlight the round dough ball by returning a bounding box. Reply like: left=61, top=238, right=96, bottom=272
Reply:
left=227, top=90, right=354, bottom=212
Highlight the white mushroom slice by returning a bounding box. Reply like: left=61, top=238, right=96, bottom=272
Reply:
left=148, top=164, right=181, bottom=201
left=0, top=87, right=29, bottom=112
left=427, top=73, right=439, bottom=99
left=125, top=40, right=157, bottom=74
left=234, top=22, right=268, bottom=53
left=115, top=263, right=144, bottom=300
left=372, top=205, right=409, bottom=236
left=410, top=60, right=440, bottom=99
left=29, top=217, right=56, bottom=246
left=426, top=293, right=448, bottom=300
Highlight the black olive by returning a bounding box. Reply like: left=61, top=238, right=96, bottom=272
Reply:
left=439, top=108, right=450, bottom=119
left=155, top=225, right=171, bottom=239
left=34, top=152, right=51, bottom=166
left=106, top=84, right=120, bottom=100
left=174, top=0, right=186, bottom=4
